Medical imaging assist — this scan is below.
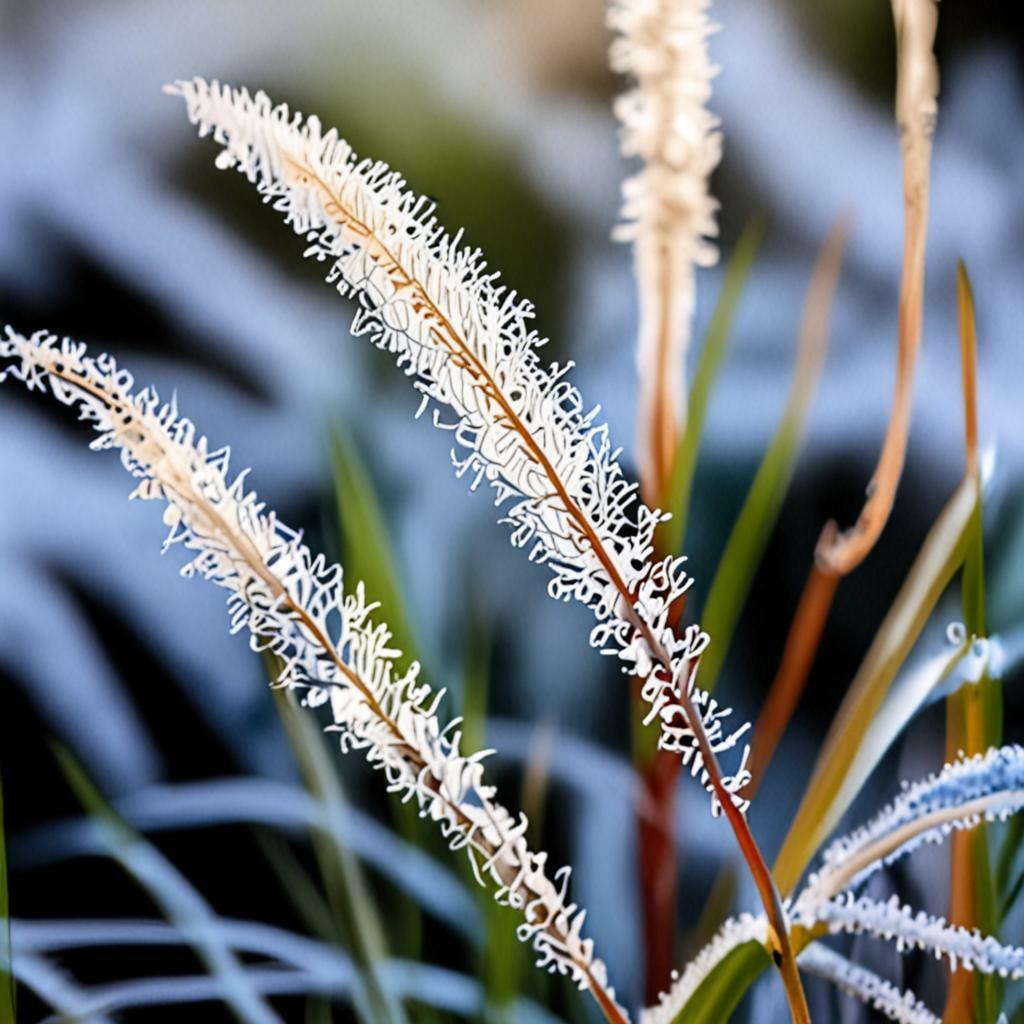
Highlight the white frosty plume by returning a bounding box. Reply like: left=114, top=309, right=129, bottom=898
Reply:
left=169, top=77, right=751, bottom=815
left=0, top=326, right=628, bottom=1017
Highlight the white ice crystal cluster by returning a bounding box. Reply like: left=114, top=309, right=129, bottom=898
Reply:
left=798, top=944, right=939, bottom=1024
left=169, top=78, right=751, bottom=815
left=0, top=326, right=627, bottom=1018
left=643, top=746, right=1024, bottom=1020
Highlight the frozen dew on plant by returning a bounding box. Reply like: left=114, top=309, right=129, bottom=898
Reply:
left=0, top=326, right=629, bottom=1021
left=646, top=746, right=1024, bottom=1018
left=798, top=944, right=939, bottom=1024
left=168, top=77, right=752, bottom=817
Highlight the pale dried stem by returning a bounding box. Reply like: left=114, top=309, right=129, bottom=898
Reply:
left=816, top=0, right=937, bottom=576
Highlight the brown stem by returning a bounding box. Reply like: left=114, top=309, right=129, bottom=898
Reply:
left=745, top=562, right=840, bottom=800
left=816, top=0, right=936, bottom=577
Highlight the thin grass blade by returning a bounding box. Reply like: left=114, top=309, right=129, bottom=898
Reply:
left=270, top=684, right=407, bottom=1024
left=329, top=427, right=418, bottom=679
left=329, top=428, right=430, bottom=967
left=697, top=216, right=848, bottom=693
left=658, top=217, right=763, bottom=556
left=773, top=472, right=978, bottom=896
left=944, top=260, right=1003, bottom=1022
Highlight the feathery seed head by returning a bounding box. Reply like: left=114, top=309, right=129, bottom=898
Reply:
left=0, top=325, right=625, bottom=1013
left=168, top=77, right=751, bottom=816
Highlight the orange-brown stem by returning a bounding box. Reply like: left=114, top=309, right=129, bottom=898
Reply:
left=745, top=561, right=840, bottom=799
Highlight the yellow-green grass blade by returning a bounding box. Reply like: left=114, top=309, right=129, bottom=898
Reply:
left=697, top=218, right=848, bottom=693
left=671, top=940, right=771, bottom=1024
left=329, top=427, right=418, bottom=679
left=658, top=218, right=764, bottom=556
left=329, top=427, right=430, bottom=967
left=944, top=261, right=1002, bottom=1021
left=457, top=610, right=529, bottom=1022
left=773, top=473, right=978, bottom=897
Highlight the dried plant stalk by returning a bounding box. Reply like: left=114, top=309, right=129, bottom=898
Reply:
left=815, top=0, right=938, bottom=575
left=0, top=327, right=630, bottom=1024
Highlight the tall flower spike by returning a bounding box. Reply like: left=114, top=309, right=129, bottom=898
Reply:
left=0, top=327, right=630, bottom=1024
left=167, top=78, right=750, bottom=818
left=608, top=0, right=721, bottom=501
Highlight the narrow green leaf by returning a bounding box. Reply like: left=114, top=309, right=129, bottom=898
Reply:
left=270, top=683, right=407, bottom=1024
left=698, top=218, right=847, bottom=693
left=998, top=814, right=1024, bottom=908
left=673, top=940, right=770, bottom=1024
left=254, top=827, right=342, bottom=943
left=328, top=426, right=427, bottom=964
left=0, top=768, right=14, bottom=1024
left=774, top=474, right=978, bottom=896
left=946, top=260, right=1002, bottom=1020
left=456, top=615, right=528, bottom=1021
left=329, top=427, right=418, bottom=679
left=658, top=217, right=765, bottom=556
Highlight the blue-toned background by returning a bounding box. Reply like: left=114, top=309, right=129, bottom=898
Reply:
left=1, top=1, right=1023, bottom=1019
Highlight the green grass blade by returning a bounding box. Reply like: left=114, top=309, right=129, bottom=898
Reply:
left=698, top=218, right=847, bottom=693
left=773, top=474, right=978, bottom=896
left=944, top=261, right=1002, bottom=1021
left=329, top=427, right=418, bottom=679
left=0, top=769, right=14, bottom=1024
left=52, top=744, right=281, bottom=1024
left=456, top=612, right=528, bottom=1022
left=658, top=218, right=764, bottom=555
left=271, top=684, right=407, bottom=1024
left=672, top=940, right=770, bottom=1024
left=328, top=428, right=447, bottom=1021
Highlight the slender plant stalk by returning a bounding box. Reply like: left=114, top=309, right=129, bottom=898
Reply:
left=745, top=564, right=840, bottom=799
left=634, top=221, right=763, bottom=1003
left=746, top=0, right=940, bottom=795
left=816, top=0, right=938, bottom=575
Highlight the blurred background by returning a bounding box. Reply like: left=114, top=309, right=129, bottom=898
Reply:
left=1, top=0, right=1023, bottom=1020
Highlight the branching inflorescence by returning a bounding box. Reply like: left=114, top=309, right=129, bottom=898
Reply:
left=0, top=327, right=630, bottom=1023
left=167, top=78, right=751, bottom=821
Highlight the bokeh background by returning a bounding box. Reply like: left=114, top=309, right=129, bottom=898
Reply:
left=1, top=0, right=1023, bottom=1020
